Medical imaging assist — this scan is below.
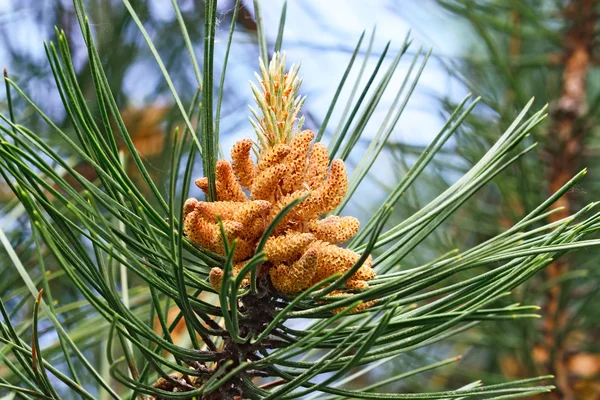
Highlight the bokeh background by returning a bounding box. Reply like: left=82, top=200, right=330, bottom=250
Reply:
left=0, top=1, right=598, bottom=399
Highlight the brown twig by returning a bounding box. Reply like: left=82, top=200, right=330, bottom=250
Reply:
left=259, top=378, right=287, bottom=390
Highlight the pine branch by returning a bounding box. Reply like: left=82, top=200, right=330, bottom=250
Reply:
left=0, top=1, right=599, bottom=399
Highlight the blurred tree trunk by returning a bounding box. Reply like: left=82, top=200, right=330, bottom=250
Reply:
left=540, top=1, right=598, bottom=399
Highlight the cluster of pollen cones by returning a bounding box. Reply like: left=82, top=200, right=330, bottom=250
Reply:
left=183, top=129, right=376, bottom=309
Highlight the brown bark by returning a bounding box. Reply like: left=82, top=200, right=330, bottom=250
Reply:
left=541, top=1, right=597, bottom=399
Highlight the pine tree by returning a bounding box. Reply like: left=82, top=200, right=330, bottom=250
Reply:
left=0, top=1, right=598, bottom=399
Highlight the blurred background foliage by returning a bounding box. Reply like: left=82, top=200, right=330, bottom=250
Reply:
left=429, top=2, right=600, bottom=399
left=0, top=0, right=598, bottom=399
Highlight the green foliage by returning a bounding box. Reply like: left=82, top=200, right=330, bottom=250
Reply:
left=412, top=1, right=600, bottom=391
left=0, top=1, right=598, bottom=399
